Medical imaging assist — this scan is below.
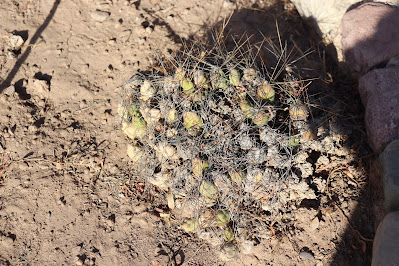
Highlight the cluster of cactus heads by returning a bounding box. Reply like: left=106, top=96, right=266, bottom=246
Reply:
left=118, top=38, right=318, bottom=259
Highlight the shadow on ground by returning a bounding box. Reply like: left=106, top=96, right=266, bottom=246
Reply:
left=0, top=0, right=61, bottom=92
left=198, top=1, right=384, bottom=265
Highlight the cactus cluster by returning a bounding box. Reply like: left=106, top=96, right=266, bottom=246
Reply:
left=118, top=39, right=319, bottom=259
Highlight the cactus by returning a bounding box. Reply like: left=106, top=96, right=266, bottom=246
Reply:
left=243, top=68, right=257, bottom=82
left=181, top=77, right=195, bottom=94
left=118, top=32, right=330, bottom=258
left=257, top=81, right=275, bottom=102
left=192, top=158, right=209, bottom=177
left=216, top=210, right=230, bottom=226
left=122, top=117, right=147, bottom=140
left=183, top=111, right=203, bottom=135
left=229, top=69, right=241, bottom=86
left=289, top=101, right=309, bottom=121
left=182, top=218, right=199, bottom=232
left=193, top=70, right=209, bottom=89
left=253, top=111, right=269, bottom=126
left=240, top=100, right=254, bottom=119
left=199, top=180, right=218, bottom=206
left=127, top=144, right=145, bottom=163
left=140, top=80, right=156, bottom=102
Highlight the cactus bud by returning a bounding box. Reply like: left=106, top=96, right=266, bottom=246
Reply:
left=211, top=69, right=229, bottom=90
left=252, top=111, right=269, bottom=126
left=199, top=181, right=218, bottom=206
left=229, top=169, right=243, bottom=183
left=243, top=68, right=257, bottom=82
left=141, top=107, right=161, bottom=125
left=140, top=80, right=156, bottom=102
left=220, top=243, right=238, bottom=261
left=182, top=218, right=199, bottom=232
left=240, top=100, right=254, bottom=119
left=122, top=117, right=147, bottom=139
left=148, top=171, right=172, bottom=188
left=257, top=81, right=275, bottom=102
left=118, top=104, right=140, bottom=121
left=167, top=109, right=178, bottom=123
left=192, top=158, right=209, bottom=177
left=181, top=77, right=195, bottom=94
left=216, top=210, right=230, bottom=226
left=289, top=102, right=309, bottom=121
left=183, top=111, right=203, bottom=135
left=288, top=136, right=300, bottom=147
left=223, top=227, right=235, bottom=242
left=157, top=142, right=179, bottom=161
left=174, top=67, right=185, bottom=82
left=229, top=69, right=241, bottom=86
left=127, top=144, right=146, bottom=163
left=193, top=70, right=209, bottom=89
left=166, top=128, right=178, bottom=138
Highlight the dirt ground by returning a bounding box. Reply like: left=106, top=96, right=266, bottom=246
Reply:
left=0, top=0, right=384, bottom=265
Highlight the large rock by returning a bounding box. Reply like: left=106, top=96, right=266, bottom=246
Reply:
left=380, top=140, right=399, bottom=212
left=290, top=1, right=399, bottom=62
left=358, top=67, right=399, bottom=154
left=290, top=0, right=359, bottom=61
left=372, top=211, right=399, bottom=265
left=290, top=0, right=358, bottom=40
left=341, top=2, right=399, bottom=74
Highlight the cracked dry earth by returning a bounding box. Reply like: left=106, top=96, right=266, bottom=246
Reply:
left=0, top=0, right=380, bottom=265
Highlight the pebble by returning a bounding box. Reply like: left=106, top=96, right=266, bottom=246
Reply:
left=0, top=235, right=14, bottom=248
left=3, top=85, right=15, bottom=96
left=8, top=35, right=24, bottom=51
left=299, top=251, right=315, bottom=260
left=90, top=10, right=110, bottom=22
left=19, top=162, right=29, bottom=170
left=145, top=27, right=153, bottom=34
left=310, top=217, right=320, bottom=231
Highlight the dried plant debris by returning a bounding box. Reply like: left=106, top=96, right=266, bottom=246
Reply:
left=118, top=33, right=357, bottom=259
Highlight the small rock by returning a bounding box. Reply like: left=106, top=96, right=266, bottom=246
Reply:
left=240, top=240, right=254, bottom=254
left=90, top=10, right=110, bottom=22
left=3, top=85, right=15, bottom=96
left=239, top=135, right=253, bottom=150
left=19, top=163, right=29, bottom=170
left=299, top=251, right=315, bottom=260
left=342, top=3, right=399, bottom=74
left=220, top=243, right=238, bottom=261
left=358, top=67, right=399, bottom=153
left=372, top=211, right=399, bottom=265
left=138, top=37, right=146, bottom=44
left=7, top=35, right=24, bottom=51
left=380, top=140, right=399, bottom=212
left=145, top=27, right=153, bottom=34
left=26, top=78, right=50, bottom=99
left=0, top=235, right=14, bottom=248
left=309, top=217, right=319, bottom=231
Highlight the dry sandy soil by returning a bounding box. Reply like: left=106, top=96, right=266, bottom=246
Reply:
left=0, top=0, right=383, bottom=265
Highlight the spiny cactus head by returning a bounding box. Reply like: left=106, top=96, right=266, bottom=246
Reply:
left=229, top=69, right=241, bottom=86
left=181, top=77, right=195, bottom=94
left=257, top=81, right=275, bottom=102
left=183, top=111, right=203, bottom=135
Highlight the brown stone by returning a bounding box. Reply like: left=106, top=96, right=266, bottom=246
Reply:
left=358, top=66, right=399, bottom=153
left=341, top=3, right=399, bottom=74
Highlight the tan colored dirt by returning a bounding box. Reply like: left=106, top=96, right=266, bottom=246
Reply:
left=0, top=0, right=380, bottom=265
